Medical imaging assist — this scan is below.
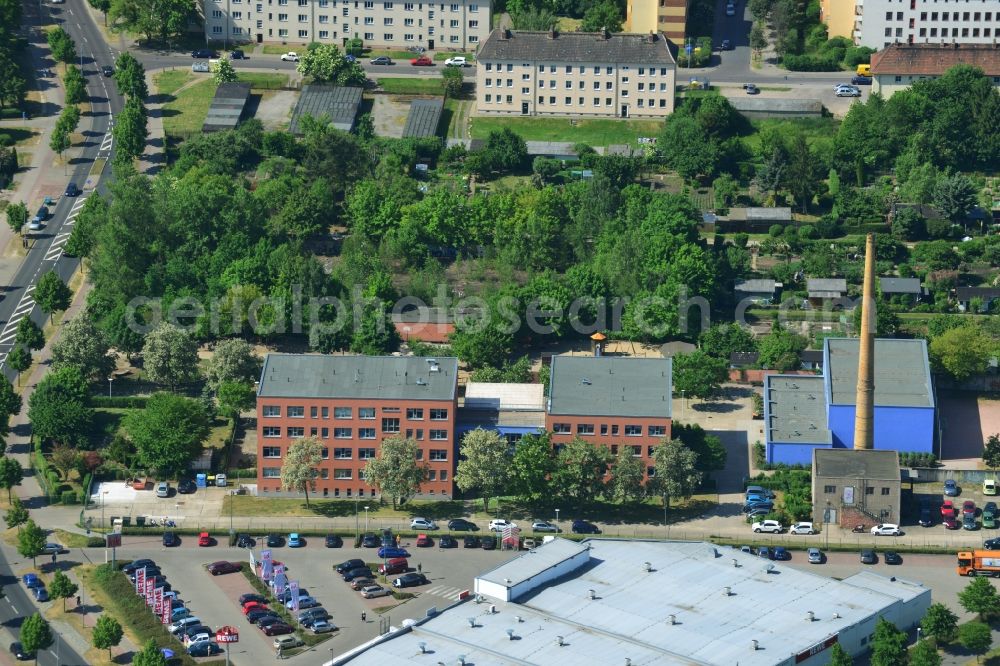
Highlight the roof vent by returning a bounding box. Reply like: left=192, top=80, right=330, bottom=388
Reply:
left=751, top=640, right=759, bottom=651
left=426, top=358, right=437, bottom=364
left=723, top=586, right=732, bottom=597
left=581, top=378, right=591, bottom=385
left=506, top=629, right=515, bottom=640
left=417, top=378, right=427, bottom=386
left=467, top=617, right=477, bottom=628
left=643, top=561, right=652, bottom=572
left=504, top=578, right=511, bottom=584
left=668, top=614, right=676, bottom=626
left=515, top=615, right=523, bottom=623
left=459, top=656, right=467, bottom=666
left=556, top=636, right=565, bottom=647
left=833, top=612, right=841, bottom=619
left=489, top=604, right=496, bottom=614
left=588, top=589, right=596, bottom=600
left=647, top=31, right=656, bottom=43
left=429, top=363, right=440, bottom=373
left=732, top=558, right=739, bottom=568
left=625, top=659, right=632, bottom=666
left=806, top=611, right=815, bottom=622
left=418, top=642, right=428, bottom=654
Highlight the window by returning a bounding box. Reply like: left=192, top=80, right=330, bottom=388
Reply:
left=507, top=79, right=513, bottom=87
left=262, top=446, right=281, bottom=458
left=593, top=66, right=600, bottom=74
left=416, top=429, right=424, bottom=440
left=298, top=29, right=308, bottom=37
left=263, top=405, right=280, bottom=417
left=629, top=445, right=641, bottom=457
left=565, top=96, right=571, bottom=104
left=262, top=467, right=281, bottom=478
left=310, top=406, right=318, bottom=418
left=605, top=81, right=612, bottom=90
left=576, top=423, right=594, bottom=435
left=320, top=469, right=329, bottom=479
left=638, top=82, right=645, bottom=91
left=621, top=76, right=629, bottom=84
left=881, top=487, right=891, bottom=496
left=429, top=449, right=448, bottom=461
left=865, top=486, right=875, bottom=496
left=364, top=16, right=373, bottom=23
left=335, top=428, right=352, bottom=439
left=885, top=11, right=892, bottom=19
left=430, top=429, right=448, bottom=440
left=364, top=32, right=374, bottom=39
left=647, top=467, right=655, bottom=478
left=450, top=19, right=458, bottom=26
left=360, top=428, right=376, bottom=439
left=605, top=66, right=612, bottom=74
left=330, top=407, right=350, bottom=419
left=451, top=3, right=459, bottom=9
left=299, top=13, right=308, bottom=21
left=278, top=12, right=288, bottom=20
left=593, top=97, right=599, bottom=106
left=407, top=408, right=424, bottom=420
left=485, top=94, right=492, bottom=102
left=469, top=35, right=478, bottom=42
left=212, top=9, right=222, bottom=17
left=321, top=427, right=329, bottom=438
left=287, top=427, right=305, bottom=437
left=824, top=485, right=835, bottom=494
left=382, top=418, right=400, bottom=433
left=522, top=87, right=529, bottom=94
left=648, top=425, right=666, bottom=436
left=334, top=447, right=352, bottom=459
left=440, top=470, right=448, bottom=481
left=506, top=63, right=513, bottom=72
left=611, top=425, right=619, bottom=435
left=624, top=425, right=642, bottom=436
left=470, top=3, right=478, bottom=9
left=553, top=423, right=570, bottom=434
left=565, top=80, right=572, bottom=89
left=600, top=424, right=608, bottom=435
left=593, top=81, right=600, bottom=90
left=404, top=32, right=414, bottom=39
left=647, top=446, right=655, bottom=457
left=538, top=95, right=544, bottom=104
left=405, top=18, right=414, bottom=25
left=415, top=448, right=424, bottom=460
left=359, top=407, right=375, bottom=419
left=321, top=447, right=329, bottom=459
left=427, top=470, right=437, bottom=481
left=430, top=408, right=448, bottom=420
left=359, top=448, right=376, bottom=459
left=638, top=67, right=645, bottom=75
left=621, top=89, right=628, bottom=97
left=278, top=28, right=288, bottom=36
left=287, top=406, right=304, bottom=418
left=384, top=17, right=394, bottom=24
left=334, top=469, right=353, bottom=479
left=382, top=406, right=400, bottom=413
left=310, top=427, right=318, bottom=437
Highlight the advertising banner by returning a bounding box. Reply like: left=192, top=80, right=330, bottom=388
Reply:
left=261, top=550, right=273, bottom=581
left=273, top=564, right=286, bottom=594
left=153, top=586, right=163, bottom=615
left=145, top=577, right=154, bottom=607
left=289, top=580, right=300, bottom=612
left=161, top=598, right=171, bottom=625
left=135, top=567, right=146, bottom=594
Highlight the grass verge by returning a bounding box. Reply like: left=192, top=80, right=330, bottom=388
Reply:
left=469, top=117, right=661, bottom=146
left=377, top=77, right=445, bottom=95
left=432, top=51, right=476, bottom=62
left=160, top=79, right=216, bottom=136
left=237, top=72, right=289, bottom=89
left=262, top=44, right=309, bottom=54
left=53, top=529, right=104, bottom=548
left=153, top=70, right=194, bottom=97
left=239, top=564, right=333, bottom=648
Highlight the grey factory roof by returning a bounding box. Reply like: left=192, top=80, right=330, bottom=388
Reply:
left=477, top=29, right=676, bottom=65
left=765, top=375, right=831, bottom=445
left=289, top=85, right=362, bottom=134
left=735, top=279, right=778, bottom=294
left=202, top=82, right=251, bottom=132
left=402, top=98, right=444, bottom=138
left=257, top=354, right=457, bottom=401
left=547, top=356, right=672, bottom=418
left=879, top=277, right=921, bottom=294
left=464, top=383, right=545, bottom=411
left=329, top=539, right=928, bottom=666
left=825, top=338, right=933, bottom=408
left=478, top=538, right=590, bottom=588
left=806, top=278, right=847, bottom=298
left=813, top=449, right=900, bottom=481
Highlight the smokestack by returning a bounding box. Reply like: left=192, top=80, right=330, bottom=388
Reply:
left=853, top=233, right=876, bottom=450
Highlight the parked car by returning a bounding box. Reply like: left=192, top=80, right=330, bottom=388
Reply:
left=416, top=534, right=433, bottom=547
left=162, top=532, right=178, bottom=547
left=170, top=607, right=191, bottom=622
left=963, top=500, right=977, bottom=516
left=745, top=508, right=772, bottom=519
left=745, top=486, right=776, bottom=499
left=230, top=49, right=245, bottom=59
left=444, top=56, right=468, bottom=67
left=361, top=584, right=393, bottom=599
left=266, top=534, right=284, bottom=547
left=361, top=533, right=379, bottom=548
left=985, top=537, right=1000, bottom=550
left=236, top=533, right=254, bottom=548
left=393, top=572, right=429, bottom=588
left=871, top=523, right=902, bottom=536
left=198, top=532, right=212, bottom=546
left=743, top=501, right=773, bottom=514
left=918, top=505, right=933, bottom=527
left=343, top=567, right=374, bottom=582
left=208, top=561, right=241, bottom=575
left=257, top=616, right=285, bottom=630
left=286, top=595, right=320, bottom=610
left=33, top=587, right=49, bottom=602
left=944, top=479, right=959, bottom=496
left=744, top=83, right=759, bottom=94
left=439, top=535, right=457, bottom=548
left=178, top=479, right=196, bottom=494
left=984, top=502, right=998, bottom=528
left=944, top=516, right=960, bottom=530
left=123, top=559, right=156, bottom=574
left=64, top=182, right=80, bottom=197
left=378, top=557, right=408, bottom=575
left=757, top=546, right=771, bottom=560
left=192, top=49, right=216, bottom=58
left=789, top=522, right=815, bottom=535
left=860, top=549, right=878, bottom=564
left=288, top=533, right=304, bottom=548
left=349, top=578, right=376, bottom=591
left=411, top=517, right=438, bottom=530
left=188, top=641, right=223, bottom=657
left=169, top=617, right=202, bottom=635
left=725, top=2, right=735, bottom=15
left=191, top=61, right=210, bottom=73
left=298, top=608, right=330, bottom=624
left=156, top=482, right=171, bottom=498
left=280, top=52, right=299, bottom=62
left=336, top=559, right=366, bottom=573
left=572, top=520, right=600, bottom=534
left=448, top=519, right=478, bottom=531
left=311, top=620, right=337, bottom=634
left=481, top=537, right=496, bottom=550
left=752, top=520, right=783, bottom=534
left=263, top=623, right=295, bottom=636
left=243, top=601, right=268, bottom=614
left=986, top=479, right=998, bottom=496
left=884, top=551, right=903, bottom=565
left=239, top=593, right=267, bottom=606
left=377, top=547, right=410, bottom=559
left=531, top=521, right=559, bottom=533
left=128, top=567, right=161, bottom=582
left=9, top=641, right=31, bottom=661
left=851, top=75, right=872, bottom=85
left=835, top=86, right=861, bottom=97
left=41, top=543, right=66, bottom=555
left=100, top=64, right=114, bottom=77
left=381, top=529, right=394, bottom=547
left=807, top=548, right=824, bottom=564
left=246, top=609, right=279, bottom=624
left=325, top=534, right=343, bottom=548
left=370, top=56, right=394, bottom=65
left=745, top=494, right=771, bottom=505
left=771, top=546, right=791, bottom=561
left=942, top=500, right=957, bottom=518
left=273, top=636, right=303, bottom=651
left=964, top=514, right=979, bottom=531
left=22, top=574, right=42, bottom=589
left=184, top=629, right=211, bottom=646
left=720, top=39, right=732, bottom=50
left=410, top=55, right=434, bottom=66
left=463, top=535, right=481, bottom=548
left=489, top=519, right=517, bottom=532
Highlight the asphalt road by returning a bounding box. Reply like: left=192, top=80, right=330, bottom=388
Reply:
left=0, top=0, right=123, bottom=381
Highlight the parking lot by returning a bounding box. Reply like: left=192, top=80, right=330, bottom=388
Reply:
left=113, top=532, right=518, bottom=664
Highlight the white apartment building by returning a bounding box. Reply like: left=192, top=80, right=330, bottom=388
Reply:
left=854, top=0, right=1000, bottom=49
left=475, top=29, right=677, bottom=119
left=202, top=0, right=490, bottom=50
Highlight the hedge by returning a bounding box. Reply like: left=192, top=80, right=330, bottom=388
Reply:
left=89, top=396, right=149, bottom=409
left=782, top=53, right=842, bottom=71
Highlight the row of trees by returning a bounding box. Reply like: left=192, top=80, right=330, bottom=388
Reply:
left=0, top=0, right=26, bottom=111
left=111, top=52, right=149, bottom=167
left=105, top=0, right=197, bottom=46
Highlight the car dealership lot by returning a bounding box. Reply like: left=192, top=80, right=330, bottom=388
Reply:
left=113, top=534, right=518, bottom=663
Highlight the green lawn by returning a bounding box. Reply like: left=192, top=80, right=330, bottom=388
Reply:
left=153, top=70, right=193, bottom=96
left=262, top=44, right=308, bottom=54
left=469, top=117, right=662, bottom=147
left=236, top=72, right=289, bottom=89
left=157, top=72, right=289, bottom=139
left=370, top=49, right=420, bottom=60
left=743, top=117, right=840, bottom=152
left=432, top=51, right=476, bottom=62
left=377, top=77, right=445, bottom=95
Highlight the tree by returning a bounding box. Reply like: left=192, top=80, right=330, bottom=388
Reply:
left=658, top=115, right=718, bottom=180
left=509, top=6, right=557, bottom=30
left=827, top=643, right=852, bottom=666
left=0, top=53, right=27, bottom=110
left=5, top=496, right=28, bottom=530
left=280, top=436, right=324, bottom=507
left=49, top=122, right=71, bottom=160
left=890, top=206, right=926, bottom=241
left=113, top=51, right=148, bottom=99
left=851, top=298, right=900, bottom=337
left=17, top=519, right=46, bottom=567
left=908, top=639, right=941, bottom=666
left=49, top=570, right=78, bottom=611
left=699, top=323, right=757, bottom=359
left=112, top=96, right=148, bottom=164
left=673, top=423, right=727, bottom=472
left=205, top=339, right=260, bottom=390
left=783, top=131, right=822, bottom=212
left=92, top=614, right=124, bottom=661
left=929, top=325, right=995, bottom=382
left=508, top=432, right=554, bottom=503
left=217, top=381, right=254, bottom=421
left=473, top=128, right=528, bottom=176
left=0, top=374, right=22, bottom=434
left=869, top=616, right=907, bottom=666
left=757, top=326, right=808, bottom=371
left=6, top=201, right=27, bottom=235
left=920, top=602, right=958, bottom=644
left=650, top=439, right=702, bottom=507
left=123, top=392, right=210, bottom=476
left=51, top=314, right=114, bottom=381
left=6, top=345, right=30, bottom=385
left=27, top=366, right=92, bottom=446
left=63, top=64, right=87, bottom=105
left=33, top=271, right=72, bottom=323
left=141, top=322, right=200, bottom=390
left=442, top=66, right=463, bottom=98
left=580, top=0, right=622, bottom=32
left=297, top=44, right=366, bottom=86
left=213, top=56, right=238, bottom=84
left=132, top=639, right=168, bottom=666
left=550, top=438, right=611, bottom=503
left=363, top=436, right=426, bottom=509
left=108, top=0, right=198, bottom=45
left=672, top=350, right=727, bottom=400
left=50, top=444, right=79, bottom=480
left=19, top=613, right=52, bottom=659
left=959, top=621, right=992, bottom=663
left=15, top=317, right=44, bottom=352
left=933, top=172, right=978, bottom=225
left=958, top=576, right=1000, bottom=620
left=454, top=429, right=509, bottom=512
left=608, top=446, right=646, bottom=504
left=0, top=457, right=24, bottom=503
left=89, top=0, right=113, bottom=22
left=46, top=27, right=77, bottom=63
left=984, top=434, right=1000, bottom=472
left=750, top=22, right=767, bottom=57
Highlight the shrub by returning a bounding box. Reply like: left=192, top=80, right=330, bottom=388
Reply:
left=88, top=396, right=149, bottom=409
left=768, top=224, right=783, bottom=237
left=782, top=53, right=841, bottom=71
left=60, top=490, right=78, bottom=505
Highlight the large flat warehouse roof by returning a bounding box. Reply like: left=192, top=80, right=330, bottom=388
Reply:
left=547, top=356, right=672, bottom=418
left=825, top=338, right=933, bottom=408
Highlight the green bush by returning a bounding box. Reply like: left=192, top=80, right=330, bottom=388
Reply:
left=61, top=490, right=78, bottom=505
left=783, top=53, right=841, bottom=71
left=86, top=536, right=106, bottom=547
left=89, top=396, right=149, bottom=409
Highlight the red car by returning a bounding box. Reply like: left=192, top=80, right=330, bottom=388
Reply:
left=943, top=516, right=960, bottom=530
left=941, top=500, right=956, bottom=519
left=410, top=55, right=433, bottom=66
left=416, top=533, right=432, bottom=547
left=263, top=622, right=294, bottom=636
left=243, top=601, right=268, bottom=615
left=198, top=532, right=212, bottom=546
left=962, top=500, right=977, bottom=516
left=207, top=561, right=241, bottom=576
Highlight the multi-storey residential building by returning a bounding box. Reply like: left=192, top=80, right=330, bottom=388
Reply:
left=854, top=0, right=1000, bottom=49
left=255, top=354, right=459, bottom=498
left=624, top=0, right=688, bottom=42
left=475, top=29, right=676, bottom=118
left=202, top=0, right=490, bottom=50
left=546, top=356, right=672, bottom=481
left=820, top=0, right=855, bottom=38
left=871, top=42, right=1000, bottom=96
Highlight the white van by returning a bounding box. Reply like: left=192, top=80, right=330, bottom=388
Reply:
left=169, top=616, right=201, bottom=635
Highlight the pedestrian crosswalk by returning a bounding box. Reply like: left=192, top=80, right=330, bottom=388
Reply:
left=423, top=585, right=467, bottom=601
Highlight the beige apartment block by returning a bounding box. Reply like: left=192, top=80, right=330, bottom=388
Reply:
left=475, top=29, right=677, bottom=119
left=624, top=0, right=689, bottom=41
left=202, top=0, right=490, bottom=50
left=820, top=0, right=855, bottom=39
left=871, top=42, right=1000, bottom=96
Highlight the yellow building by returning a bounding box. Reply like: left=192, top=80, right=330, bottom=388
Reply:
left=820, top=0, right=856, bottom=39
left=624, top=0, right=688, bottom=42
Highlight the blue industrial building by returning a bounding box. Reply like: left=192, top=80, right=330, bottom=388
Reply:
left=764, top=338, right=935, bottom=466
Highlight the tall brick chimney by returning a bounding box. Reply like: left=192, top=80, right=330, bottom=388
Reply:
left=853, top=233, right=876, bottom=450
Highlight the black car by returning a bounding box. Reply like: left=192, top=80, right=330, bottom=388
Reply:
left=266, top=534, right=284, bottom=547
left=720, top=39, right=732, bottom=50
left=884, top=551, right=903, bottom=565
left=123, top=559, right=156, bottom=574
left=101, top=65, right=114, bottom=77
left=9, top=642, right=31, bottom=661
left=192, top=49, right=216, bottom=58
left=65, top=182, right=80, bottom=197
left=257, top=616, right=284, bottom=629
left=448, top=518, right=478, bottom=531
left=239, top=593, right=267, bottom=606
left=851, top=75, right=872, bottom=85
left=392, top=572, right=429, bottom=588
left=325, top=534, right=343, bottom=548
left=571, top=520, right=600, bottom=534
left=343, top=567, right=373, bottom=582
left=162, top=532, right=178, bottom=547
left=381, top=528, right=394, bottom=547
left=463, top=535, right=481, bottom=548
left=150, top=576, right=171, bottom=592
left=178, top=479, right=196, bottom=494
left=236, top=533, right=255, bottom=548
left=860, top=549, right=878, bottom=564
left=230, top=49, right=245, bottom=59
left=129, top=567, right=161, bottom=581
left=246, top=608, right=279, bottom=624
left=918, top=505, right=933, bottom=527
left=336, top=559, right=366, bottom=573
left=188, top=642, right=223, bottom=657
left=439, top=535, right=457, bottom=548
left=481, top=537, right=496, bottom=550
left=298, top=608, right=331, bottom=624
left=986, top=537, right=1000, bottom=551
left=361, top=533, right=379, bottom=548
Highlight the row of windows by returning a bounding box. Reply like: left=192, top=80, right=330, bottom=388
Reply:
left=525, top=80, right=671, bottom=92
left=261, top=447, right=450, bottom=460
left=259, top=472, right=450, bottom=486
left=552, top=423, right=667, bottom=437
left=264, top=405, right=448, bottom=420
left=263, top=424, right=449, bottom=439
left=213, top=25, right=476, bottom=41
left=224, top=0, right=480, bottom=9
left=915, top=25, right=993, bottom=36
left=484, top=64, right=670, bottom=76
left=886, top=10, right=995, bottom=20
left=823, top=485, right=892, bottom=496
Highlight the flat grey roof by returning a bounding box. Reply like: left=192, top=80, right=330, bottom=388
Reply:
left=813, top=449, right=900, bottom=481
left=402, top=98, right=444, bottom=138
left=825, top=338, right=933, bottom=408
left=478, top=538, right=589, bottom=588
left=203, top=82, right=251, bottom=132
left=727, top=97, right=824, bottom=114
left=548, top=356, right=672, bottom=418
left=289, top=85, right=363, bottom=134
left=258, top=354, right=457, bottom=401
left=879, top=277, right=921, bottom=294
left=765, top=375, right=831, bottom=445
left=735, top=279, right=777, bottom=293
left=807, top=278, right=847, bottom=294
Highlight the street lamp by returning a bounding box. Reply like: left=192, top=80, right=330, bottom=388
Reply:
left=108, top=376, right=113, bottom=397
left=554, top=509, right=560, bottom=525
left=364, top=506, right=370, bottom=533
left=101, top=490, right=109, bottom=528
left=355, top=497, right=360, bottom=541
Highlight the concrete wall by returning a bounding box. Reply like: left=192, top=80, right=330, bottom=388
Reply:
left=828, top=404, right=934, bottom=453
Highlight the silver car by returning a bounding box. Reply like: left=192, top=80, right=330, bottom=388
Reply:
left=192, top=61, right=209, bottom=73
left=807, top=548, right=824, bottom=564
left=360, top=585, right=392, bottom=599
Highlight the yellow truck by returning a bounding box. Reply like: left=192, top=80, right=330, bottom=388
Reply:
left=856, top=64, right=871, bottom=76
